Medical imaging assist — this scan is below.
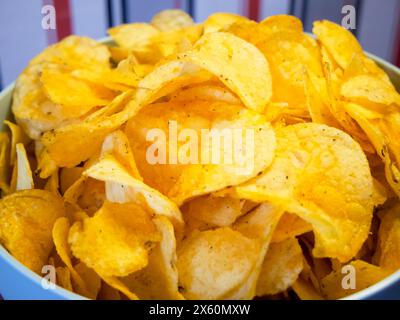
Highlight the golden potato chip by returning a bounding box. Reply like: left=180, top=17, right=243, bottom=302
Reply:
left=60, top=167, right=84, bottom=195
left=101, top=130, right=142, bottom=180
left=0, top=189, right=65, bottom=273
left=126, top=100, right=276, bottom=205
left=225, top=203, right=283, bottom=299
left=341, top=75, right=400, bottom=111
left=123, top=216, right=184, bottom=299
left=256, top=238, right=303, bottom=296
left=272, top=213, right=312, bottom=243
left=169, top=84, right=240, bottom=104
left=203, top=12, right=249, bottom=34
left=181, top=32, right=272, bottom=112
left=74, top=262, right=102, bottom=299
left=0, top=132, right=10, bottom=193
left=68, top=201, right=159, bottom=277
left=151, top=9, right=194, bottom=32
left=321, top=260, right=390, bottom=299
left=52, top=217, right=93, bottom=297
left=40, top=66, right=116, bottom=117
left=235, top=123, right=375, bottom=262
left=41, top=60, right=212, bottom=169
left=100, top=275, right=138, bottom=300
left=15, top=143, right=34, bottom=191
left=184, top=194, right=243, bottom=228
left=4, top=120, right=29, bottom=164
left=313, top=20, right=363, bottom=69
left=83, top=154, right=183, bottom=229
left=56, top=266, right=73, bottom=291
left=375, top=203, right=400, bottom=271
left=177, top=227, right=260, bottom=299
left=292, top=277, right=323, bottom=300
left=260, top=15, right=303, bottom=32
left=97, top=281, right=121, bottom=300
left=44, top=170, right=60, bottom=195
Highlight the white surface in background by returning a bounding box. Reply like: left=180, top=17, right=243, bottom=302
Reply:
left=194, top=0, right=243, bottom=23
left=260, top=0, right=290, bottom=20
left=0, top=0, right=47, bottom=86
left=71, top=0, right=108, bottom=38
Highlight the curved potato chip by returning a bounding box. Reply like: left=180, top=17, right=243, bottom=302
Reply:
left=260, top=15, right=303, bottom=33
left=100, top=275, right=138, bottom=300
left=169, top=84, right=240, bottom=104
left=126, top=100, right=276, bottom=205
left=0, top=132, right=10, bottom=193
left=41, top=61, right=212, bottom=169
left=181, top=32, right=272, bottom=112
left=4, top=120, right=29, bottom=164
left=375, top=204, right=400, bottom=271
left=203, top=12, right=249, bottom=34
left=108, top=23, right=160, bottom=50
left=44, top=169, right=59, bottom=195
left=272, top=213, right=312, bottom=243
left=68, top=201, right=159, bottom=277
left=123, top=216, right=184, bottom=299
left=225, top=203, right=283, bottom=299
left=292, top=278, right=323, bottom=300
left=56, top=266, right=73, bottom=291
left=60, top=167, right=84, bottom=195
left=15, top=143, right=34, bottom=191
left=151, top=9, right=194, bottom=32
left=313, top=20, right=363, bottom=69
left=177, top=227, right=260, bottom=299
left=0, top=189, right=65, bottom=273
left=341, top=75, right=400, bottom=110
left=52, top=217, right=93, bottom=298
left=83, top=154, right=183, bottom=229
left=321, top=260, right=390, bottom=299
left=74, top=262, right=102, bottom=299
left=235, top=123, right=375, bottom=261
left=184, top=194, right=243, bottom=228
left=256, top=238, right=303, bottom=296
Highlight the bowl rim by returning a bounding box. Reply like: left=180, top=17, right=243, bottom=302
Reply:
left=0, top=37, right=399, bottom=300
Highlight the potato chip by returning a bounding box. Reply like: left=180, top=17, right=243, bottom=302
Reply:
left=169, top=84, right=240, bottom=104
left=224, top=203, right=283, bottom=299
left=68, top=201, right=159, bottom=277
left=181, top=32, right=272, bottom=112
left=52, top=217, right=93, bottom=297
left=313, top=20, right=363, bottom=69
left=375, top=203, right=400, bottom=271
left=203, top=12, right=249, bottom=34
left=0, top=189, right=65, bottom=273
left=235, top=123, right=375, bottom=261
left=74, top=262, right=102, bottom=299
left=60, top=167, right=84, bottom=195
left=56, top=266, right=73, bottom=291
left=177, top=227, right=260, bottom=299
left=292, top=277, right=323, bottom=300
left=184, top=194, right=243, bottom=228
left=100, top=274, right=138, bottom=300
left=341, top=75, right=400, bottom=110
left=126, top=100, right=276, bottom=205
left=83, top=154, right=184, bottom=229
left=41, top=60, right=212, bottom=169
left=321, top=260, right=390, bottom=299
left=44, top=169, right=60, bottom=195
left=272, top=213, right=312, bottom=243
left=4, top=120, right=29, bottom=164
left=0, top=132, right=10, bottom=193
left=260, top=15, right=303, bottom=33
left=151, top=9, right=194, bottom=32
left=123, top=216, right=184, bottom=299
left=256, top=238, right=303, bottom=296
left=97, top=281, right=121, bottom=300
left=15, top=143, right=34, bottom=191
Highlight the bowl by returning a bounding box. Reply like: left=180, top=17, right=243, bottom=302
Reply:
left=0, top=40, right=399, bottom=300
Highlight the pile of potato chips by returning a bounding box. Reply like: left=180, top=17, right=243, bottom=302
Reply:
left=0, top=10, right=399, bottom=300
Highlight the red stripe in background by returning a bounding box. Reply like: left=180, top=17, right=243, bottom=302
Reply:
left=246, top=0, right=261, bottom=21
left=53, top=0, right=72, bottom=41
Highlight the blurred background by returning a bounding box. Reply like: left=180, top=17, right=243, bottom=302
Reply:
left=0, top=0, right=399, bottom=89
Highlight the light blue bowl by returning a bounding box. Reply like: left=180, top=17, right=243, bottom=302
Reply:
left=0, top=43, right=399, bottom=300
